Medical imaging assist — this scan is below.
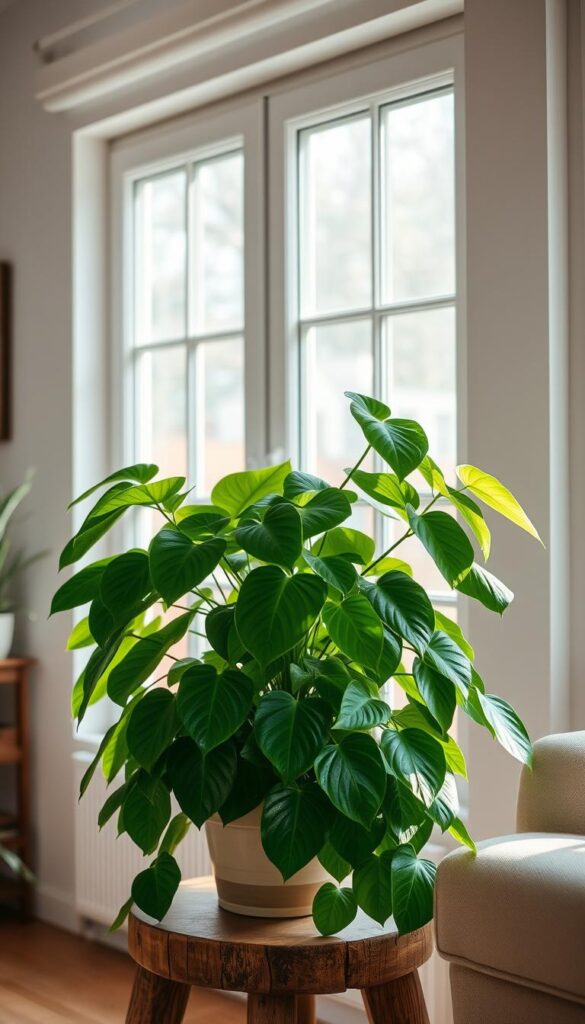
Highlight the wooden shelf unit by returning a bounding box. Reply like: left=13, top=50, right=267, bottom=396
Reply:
left=0, top=657, right=33, bottom=916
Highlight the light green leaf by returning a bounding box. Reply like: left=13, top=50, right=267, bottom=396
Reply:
left=456, top=563, right=514, bottom=614
left=313, top=883, right=358, bottom=936
left=315, top=734, right=386, bottom=828
left=167, top=736, right=237, bottom=827
left=211, top=462, right=292, bottom=517
left=235, top=565, right=326, bottom=666
left=419, top=456, right=449, bottom=496
left=131, top=852, right=180, bottom=921
left=381, top=728, right=446, bottom=807
left=353, top=851, right=393, bottom=925
left=177, top=664, right=253, bottom=753
left=345, top=391, right=391, bottom=421
left=349, top=469, right=419, bottom=513
left=407, top=508, right=474, bottom=587
left=107, top=611, right=194, bottom=706
left=477, top=692, right=532, bottom=765
left=126, top=688, right=177, bottom=769
left=427, top=773, right=459, bottom=830
left=149, top=529, right=226, bottom=605
left=448, top=487, right=491, bottom=560
left=254, top=691, right=331, bottom=782
left=317, top=527, right=375, bottom=565
left=160, top=813, right=191, bottom=855
left=322, top=594, right=384, bottom=672
left=448, top=816, right=476, bottom=852
left=235, top=501, right=302, bottom=568
left=261, top=782, right=334, bottom=880
left=363, top=556, right=413, bottom=577
left=456, top=464, right=541, bottom=542
left=391, top=845, right=436, bottom=934
left=66, top=616, right=94, bottom=650
left=361, top=571, right=434, bottom=656
left=70, top=464, right=158, bottom=508
left=434, top=610, right=474, bottom=661
left=88, top=477, right=185, bottom=519
left=334, top=678, right=391, bottom=731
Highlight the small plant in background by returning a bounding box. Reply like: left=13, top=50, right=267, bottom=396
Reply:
left=51, top=391, right=540, bottom=936
left=0, top=474, right=46, bottom=658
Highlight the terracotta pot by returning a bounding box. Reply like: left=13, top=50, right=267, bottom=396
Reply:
left=205, top=805, right=331, bottom=918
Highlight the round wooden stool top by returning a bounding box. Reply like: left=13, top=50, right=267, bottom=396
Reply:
left=129, top=877, right=433, bottom=995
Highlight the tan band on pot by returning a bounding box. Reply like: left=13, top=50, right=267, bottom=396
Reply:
left=215, top=877, right=320, bottom=911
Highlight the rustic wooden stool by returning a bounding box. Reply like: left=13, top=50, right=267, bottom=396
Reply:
left=126, top=878, right=432, bottom=1023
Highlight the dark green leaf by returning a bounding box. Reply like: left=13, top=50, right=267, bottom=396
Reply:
left=107, top=611, right=194, bottom=706
left=412, top=659, right=456, bottom=733
left=381, top=728, right=446, bottom=807
left=123, top=772, right=171, bottom=854
left=100, top=551, right=152, bottom=620
left=167, top=737, right=237, bottom=827
left=422, top=630, right=471, bottom=697
left=349, top=403, right=428, bottom=481
left=299, top=488, right=352, bottom=540
left=361, top=571, right=434, bottom=655
left=318, top=841, right=351, bottom=883
left=434, top=610, right=474, bottom=661
left=131, top=852, right=180, bottom=920
left=302, top=551, right=357, bottom=595
left=312, top=883, right=357, bottom=936
left=283, top=471, right=330, bottom=500
left=204, top=606, right=243, bottom=663
left=329, top=813, right=385, bottom=868
left=261, top=782, right=334, bottom=880
left=334, top=678, right=391, bottom=731
left=322, top=595, right=384, bottom=672
left=109, top=896, right=134, bottom=932
left=79, top=723, right=117, bottom=797
left=391, top=845, right=436, bottom=934
left=177, top=512, right=230, bottom=540
left=235, top=501, right=302, bottom=568
left=177, top=665, right=253, bottom=753
left=160, top=813, right=191, bottom=855
left=477, top=692, right=532, bottom=765
left=315, top=734, right=386, bottom=828
left=126, top=689, right=177, bottom=769
left=51, top=557, right=113, bottom=614
left=98, top=780, right=130, bottom=828
left=353, top=851, right=393, bottom=925
left=345, top=391, right=390, bottom=421
left=78, top=633, right=125, bottom=721
left=235, top=566, right=326, bottom=666
left=59, top=502, right=126, bottom=570
left=255, top=691, right=331, bottom=782
left=427, top=773, right=459, bottom=831
left=407, top=508, right=474, bottom=587
left=456, top=563, right=514, bottom=614
left=219, top=754, right=275, bottom=825
left=149, top=530, right=226, bottom=605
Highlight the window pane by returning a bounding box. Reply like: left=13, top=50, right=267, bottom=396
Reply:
left=135, top=170, right=186, bottom=344
left=303, top=319, right=373, bottom=484
left=197, top=338, right=245, bottom=495
left=136, top=346, right=187, bottom=478
left=299, top=116, right=371, bottom=315
left=381, top=90, right=455, bottom=302
left=383, top=305, right=456, bottom=482
left=190, top=152, right=244, bottom=333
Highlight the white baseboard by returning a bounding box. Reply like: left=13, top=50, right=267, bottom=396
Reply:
left=35, top=883, right=79, bottom=933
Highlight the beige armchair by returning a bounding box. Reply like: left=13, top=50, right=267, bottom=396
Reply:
left=435, top=732, right=585, bottom=1023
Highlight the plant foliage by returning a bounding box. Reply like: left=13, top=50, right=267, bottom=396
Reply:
left=51, top=393, right=539, bottom=936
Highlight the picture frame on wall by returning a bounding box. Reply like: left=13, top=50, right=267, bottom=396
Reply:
left=0, top=262, right=11, bottom=441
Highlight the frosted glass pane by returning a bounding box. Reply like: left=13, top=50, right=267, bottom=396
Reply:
left=198, top=338, right=245, bottom=495
left=303, top=319, right=373, bottom=484
left=135, top=171, right=186, bottom=343
left=300, top=116, right=371, bottom=315
left=381, top=91, right=455, bottom=302
left=136, top=346, right=187, bottom=478
left=191, top=152, right=244, bottom=333
left=384, top=306, right=456, bottom=482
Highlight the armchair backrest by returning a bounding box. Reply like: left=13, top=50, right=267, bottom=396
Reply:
left=516, top=731, right=585, bottom=835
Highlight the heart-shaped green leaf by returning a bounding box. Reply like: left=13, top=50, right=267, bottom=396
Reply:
left=149, top=530, right=226, bottom=605
left=123, top=772, right=171, bottom=854
left=353, top=851, right=393, bottom=925
left=312, top=882, right=357, bottom=936
left=100, top=550, right=151, bottom=620
left=126, top=689, right=177, bottom=769
left=302, top=551, right=357, bottom=595
left=70, top=463, right=159, bottom=508
left=88, top=477, right=185, bottom=520
left=283, top=471, right=330, bottom=500
left=329, top=813, right=385, bottom=867
left=316, top=527, right=375, bottom=565
left=167, top=737, right=237, bottom=827
left=407, top=508, right=474, bottom=587
left=315, top=734, right=386, bottom=828
left=381, top=728, right=446, bottom=807
left=350, top=469, right=419, bottom=512
left=235, top=566, right=327, bottom=666
left=177, top=665, right=253, bottom=752
left=211, top=462, right=291, bottom=517
left=361, top=571, right=434, bottom=655
left=456, top=563, right=514, bottom=614
left=235, top=501, right=302, bottom=567
left=299, top=488, right=352, bottom=539
left=131, top=851, right=180, bottom=921
left=322, top=595, right=384, bottom=672
left=391, top=845, right=436, bottom=934
left=412, top=659, right=456, bottom=733
left=334, top=678, right=391, bottom=731
left=345, top=391, right=390, bottom=421
left=107, top=611, right=194, bottom=706
left=255, top=691, right=331, bottom=782
left=318, top=841, right=351, bottom=883
left=219, top=754, right=275, bottom=825
left=204, top=605, right=245, bottom=663
left=51, top=557, right=113, bottom=614
left=350, top=401, right=428, bottom=481
left=261, top=782, right=334, bottom=880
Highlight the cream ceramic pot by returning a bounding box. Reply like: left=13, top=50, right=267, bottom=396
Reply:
left=205, top=805, right=331, bottom=918
left=0, top=613, right=14, bottom=660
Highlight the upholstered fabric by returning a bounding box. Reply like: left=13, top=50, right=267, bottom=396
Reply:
left=517, top=731, right=585, bottom=835
left=435, top=832, right=585, bottom=1004
left=450, top=965, right=585, bottom=1024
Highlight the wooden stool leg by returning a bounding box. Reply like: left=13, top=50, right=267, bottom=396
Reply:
left=247, top=993, right=297, bottom=1024
left=362, top=971, right=429, bottom=1024
left=296, top=994, right=316, bottom=1024
left=126, top=965, right=190, bottom=1023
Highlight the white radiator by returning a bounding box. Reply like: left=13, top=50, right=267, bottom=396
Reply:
left=72, top=750, right=452, bottom=1023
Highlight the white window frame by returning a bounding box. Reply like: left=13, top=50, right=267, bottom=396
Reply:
left=110, top=96, right=268, bottom=498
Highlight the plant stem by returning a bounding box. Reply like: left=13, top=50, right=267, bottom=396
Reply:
left=212, top=571, right=228, bottom=602
left=340, top=445, right=372, bottom=490
left=361, top=528, right=412, bottom=576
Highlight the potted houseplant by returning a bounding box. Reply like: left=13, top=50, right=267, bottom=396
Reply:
left=51, top=392, right=539, bottom=937
left=0, top=475, right=44, bottom=659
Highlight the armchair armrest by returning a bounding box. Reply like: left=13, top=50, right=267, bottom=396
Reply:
left=516, top=731, right=585, bottom=834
